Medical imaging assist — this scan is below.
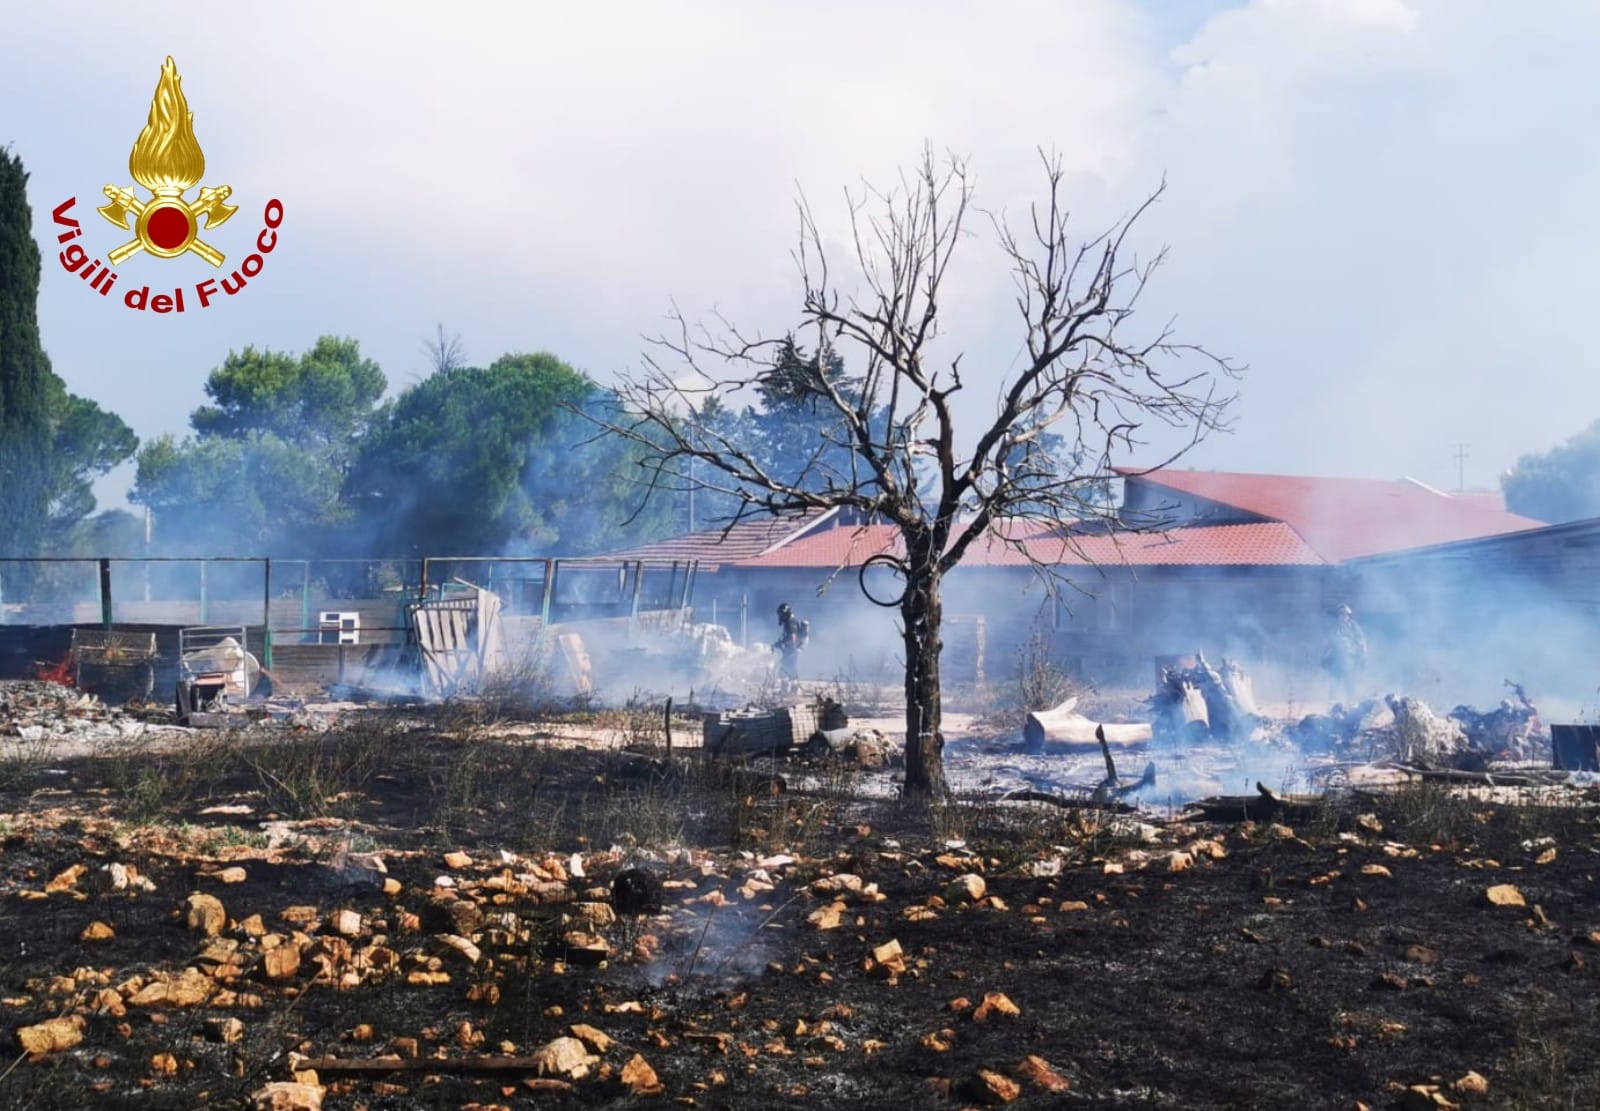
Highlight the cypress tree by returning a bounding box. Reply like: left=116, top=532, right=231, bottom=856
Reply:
left=0, top=148, right=53, bottom=569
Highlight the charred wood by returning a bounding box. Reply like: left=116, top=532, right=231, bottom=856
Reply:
left=1023, top=696, right=1153, bottom=752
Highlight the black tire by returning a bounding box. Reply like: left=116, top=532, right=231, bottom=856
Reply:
left=858, top=553, right=908, bottom=608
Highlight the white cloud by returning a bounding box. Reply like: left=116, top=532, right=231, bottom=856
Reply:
left=4, top=0, right=1600, bottom=510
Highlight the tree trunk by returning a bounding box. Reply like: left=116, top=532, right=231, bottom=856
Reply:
left=901, top=569, right=947, bottom=799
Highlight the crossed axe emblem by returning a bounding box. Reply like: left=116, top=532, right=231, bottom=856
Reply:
left=97, top=183, right=238, bottom=267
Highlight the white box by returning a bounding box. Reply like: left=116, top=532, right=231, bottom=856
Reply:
left=318, top=611, right=360, bottom=645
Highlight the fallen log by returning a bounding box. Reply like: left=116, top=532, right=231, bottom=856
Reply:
left=1389, top=764, right=1569, bottom=788
left=295, top=1055, right=575, bottom=1075
left=995, top=789, right=1137, bottom=814
left=1024, top=697, right=1153, bottom=752
left=1187, top=782, right=1324, bottom=824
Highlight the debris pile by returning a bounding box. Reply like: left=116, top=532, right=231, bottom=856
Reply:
left=1148, top=654, right=1262, bottom=744
left=1286, top=681, right=1545, bottom=771
left=703, top=699, right=849, bottom=760
left=0, top=681, right=162, bottom=748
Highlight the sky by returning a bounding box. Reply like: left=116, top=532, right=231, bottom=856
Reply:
left=4, top=0, right=1598, bottom=514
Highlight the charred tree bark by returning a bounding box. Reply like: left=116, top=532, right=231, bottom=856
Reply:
left=901, top=562, right=947, bottom=799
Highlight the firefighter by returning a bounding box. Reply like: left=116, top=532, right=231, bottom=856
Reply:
left=774, top=602, right=809, bottom=682
left=1322, top=604, right=1368, bottom=705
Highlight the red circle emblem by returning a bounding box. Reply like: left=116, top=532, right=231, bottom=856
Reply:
left=146, top=205, right=192, bottom=251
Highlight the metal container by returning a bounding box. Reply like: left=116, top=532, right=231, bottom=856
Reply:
left=1550, top=724, right=1600, bottom=771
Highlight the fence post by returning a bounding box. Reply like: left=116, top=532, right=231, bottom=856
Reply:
left=630, top=561, right=645, bottom=624
left=99, top=558, right=113, bottom=630
left=541, top=559, right=556, bottom=626
left=199, top=561, right=209, bottom=623
left=300, top=561, right=311, bottom=644
left=262, top=558, right=273, bottom=669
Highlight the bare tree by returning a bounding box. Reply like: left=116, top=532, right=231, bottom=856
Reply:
left=599, top=150, right=1239, bottom=798
left=423, top=323, right=467, bottom=376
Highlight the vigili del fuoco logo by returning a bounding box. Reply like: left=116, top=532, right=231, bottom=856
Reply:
left=50, top=56, right=283, bottom=313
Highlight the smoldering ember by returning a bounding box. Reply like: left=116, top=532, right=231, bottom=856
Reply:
left=2, top=460, right=1600, bottom=1110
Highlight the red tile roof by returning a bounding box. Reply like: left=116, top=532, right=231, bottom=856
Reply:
left=1121, top=469, right=1543, bottom=562
left=602, top=508, right=838, bottom=567
left=734, top=521, right=1325, bottom=569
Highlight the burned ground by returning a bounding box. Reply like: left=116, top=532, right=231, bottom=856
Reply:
left=1, top=700, right=1598, bottom=1110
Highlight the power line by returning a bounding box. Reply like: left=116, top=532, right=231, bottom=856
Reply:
left=1450, top=443, right=1469, bottom=492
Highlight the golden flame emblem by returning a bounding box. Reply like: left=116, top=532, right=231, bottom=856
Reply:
left=96, top=57, right=237, bottom=267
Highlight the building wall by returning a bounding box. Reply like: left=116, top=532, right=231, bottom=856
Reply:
left=1346, top=522, right=1600, bottom=710
left=700, top=562, right=1331, bottom=695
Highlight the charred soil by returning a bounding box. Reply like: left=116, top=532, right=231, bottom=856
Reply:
left=1, top=709, right=1598, bottom=1110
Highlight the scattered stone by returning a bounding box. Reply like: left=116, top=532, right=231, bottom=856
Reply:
left=531, top=1036, right=597, bottom=1079
left=972, top=991, right=1020, bottom=1021
left=1360, top=864, right=1393, bottom=878
left=571, top=901, right=617, bottom=927
left=443, top=851, right=473, bottom=870
left=812, top=873, right=865, bottom=895
left=281, top=906, right=319, bottom=928
left=80, top=920, right=115, bottom=942
left=945, top=874, right=986, bottom=905
left=618, top=1053, right=663, bottom=1095
left=150, top=1052, right=179, bottom=1076
left=186, top=892, right=227, bottom=937
left=1402, top=1084, right=1461, bottom=1110
left=261, top=944, right=302, bottom=983
left=1372, top=970, right=1409, bottom=992
left=216, top=867, right=248, bottom=884
left=1016, top=1054, right=1071, bottom=1092
left=1485, top=884, right=1526, bottom=908
left=252, top=1081, right=324, bottom=1111
left=569, top=1023, right=613, bottom=1054
left=958, top=1068, right=1021, bottom=1105
left=16, top=1015, right=85, bottom=1056
left=807, top=901, right=846, bottom=930
left=45, top=864, right=87, bottom=894
left=438, top=934, right=482, bottom=964
left=328, top=909, right=363, bottom=938
left=128, top=968, right=213, bottom=1007
left=1452, top=1071, right=1490, bottom=1095
left=868, top=938, right=908, bottom=979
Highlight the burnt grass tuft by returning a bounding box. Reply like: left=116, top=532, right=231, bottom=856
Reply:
left=1, top=712, right=1599, bottom=1109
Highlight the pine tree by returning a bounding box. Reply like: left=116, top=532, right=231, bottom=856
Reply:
left=0, top=149, right=53, bottom=567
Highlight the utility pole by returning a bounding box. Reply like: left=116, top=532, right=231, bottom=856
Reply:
left=1450, top=443, right=1469, bottom=492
